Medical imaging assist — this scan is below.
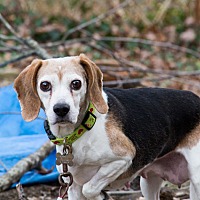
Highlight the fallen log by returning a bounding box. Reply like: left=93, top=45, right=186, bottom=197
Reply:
left=0, top=140, right=55, bottom=192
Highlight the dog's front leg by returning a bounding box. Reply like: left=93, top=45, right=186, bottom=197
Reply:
left=56, top=165, right=86, bottom=200
left=68, top=181, right=86, bottom=200
left=82, top=159, right=131, bottom=200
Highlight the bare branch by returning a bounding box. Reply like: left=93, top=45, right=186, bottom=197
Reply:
left=103, top=67, right=200, bottom=87
left=42, top=38, right=87, bottom=49
left=22, top=38, right=51, bottom=59
left=0, top=51, right=36, bottom=68
left=153, top=0, right=172, bottom=24
left=173, top=77, right=200, bottom=89
left=0, top=34, right=22, bottom=43
left=86, top=41, right=167, bottom=74
left=0, top=13, right=21, bottom=39
left=103, top=75, right=174, bottom=87
left=170, top=70, right=200, bottom=76
left=95, top=36, right=200, bottom=59
left=0, top=141, right=55, bottom=192
left=0, top=36, right=87, bottom=53
left=83, top=39, right=200, bottom=77
left=0, top=13, right=51, bottom=60
left=0, top=47, right=17, bottom=52
left=62, top=0, right=132, bottom=41
left=0, top=41, right=24, bottom=52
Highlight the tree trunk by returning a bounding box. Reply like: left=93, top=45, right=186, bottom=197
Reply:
left=195, top=0, right=200, bottom=24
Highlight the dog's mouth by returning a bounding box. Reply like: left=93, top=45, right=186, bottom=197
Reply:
left=52, top=118, right=74, bottom=125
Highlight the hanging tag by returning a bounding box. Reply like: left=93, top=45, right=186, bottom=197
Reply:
left=56, top=152, right=74, bottom=166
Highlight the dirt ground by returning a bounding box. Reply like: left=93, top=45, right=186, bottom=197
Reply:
left=0, top=182, right=190, bottom=200
left=0, top=183, right=140, bottom=200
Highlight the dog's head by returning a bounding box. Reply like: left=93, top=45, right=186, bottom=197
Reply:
left=14, top=54, right=108, bottom=126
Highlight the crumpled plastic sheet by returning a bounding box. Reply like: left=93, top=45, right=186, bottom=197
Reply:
left=0, top=84, right=58, bottom=187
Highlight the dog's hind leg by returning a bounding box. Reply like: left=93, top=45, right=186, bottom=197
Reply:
left=189, top=163, right=200, bottom=200
left=178, top=142, right=200, bottom=200
left=140, top=173, right=163, bottom=200
left=190, top=182, right=200, bottom=200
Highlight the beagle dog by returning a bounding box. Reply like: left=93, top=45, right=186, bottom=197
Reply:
left=14, top=54, right=200, bottom=200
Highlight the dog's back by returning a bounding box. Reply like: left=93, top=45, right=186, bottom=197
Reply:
left=105, top=87, right=200, bottom=171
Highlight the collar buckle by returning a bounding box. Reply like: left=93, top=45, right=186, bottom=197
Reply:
left=81, top=111, right=96, bottom=130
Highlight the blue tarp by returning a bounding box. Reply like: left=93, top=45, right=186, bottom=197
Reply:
left=0, top=84, right=58, bottom=187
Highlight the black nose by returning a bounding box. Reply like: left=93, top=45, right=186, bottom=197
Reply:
left=53, top=103, right=70, bottom=117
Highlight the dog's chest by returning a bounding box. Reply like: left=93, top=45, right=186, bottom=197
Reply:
left=56, top=117, right=118, bottom=177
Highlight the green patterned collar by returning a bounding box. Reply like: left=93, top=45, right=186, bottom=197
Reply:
left=44, top=102, right=96, bottom=145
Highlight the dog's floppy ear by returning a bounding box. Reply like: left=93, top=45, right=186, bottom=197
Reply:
left=14, top=59, right=43, bottom=122
left=79, top=53, right=108, bottom=114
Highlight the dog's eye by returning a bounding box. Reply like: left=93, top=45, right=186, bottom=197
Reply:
left=70, top=80, right=82, bottom=90
left=40, top=81, right=51, bottom=92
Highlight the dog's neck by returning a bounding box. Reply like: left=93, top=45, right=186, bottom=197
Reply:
left=49, top=100, right=89, bottom=138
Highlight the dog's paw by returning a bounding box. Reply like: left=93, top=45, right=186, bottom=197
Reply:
left=82, top=183, right=103, bottom=200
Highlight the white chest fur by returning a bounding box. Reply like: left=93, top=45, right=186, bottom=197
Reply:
left=56, top=113, right=118, bottom=185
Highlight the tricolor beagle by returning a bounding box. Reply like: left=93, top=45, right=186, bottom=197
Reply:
left=14, top=54, right=200, bottom=200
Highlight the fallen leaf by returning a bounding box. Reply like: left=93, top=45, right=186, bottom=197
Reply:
left=184, top=16, right=195, bottom=26
left=180, top=28, right=196, bottom=42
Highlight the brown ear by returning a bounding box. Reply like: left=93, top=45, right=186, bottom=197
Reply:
left=79, top=53, right=108, bottom=114
left=14, top=59, right=43, bottom=121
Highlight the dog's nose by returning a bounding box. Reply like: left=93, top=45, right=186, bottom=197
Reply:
left=53, top=103, right=70, bottom=117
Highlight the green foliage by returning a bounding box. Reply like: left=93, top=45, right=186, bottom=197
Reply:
left=126, top=42, right=138, bottom=51
left=33, top=30, right=62, bottom=42
left=0, top=3, right=6, bottom=13
left=165, top=7, right=186, bottom=32
left=176, top=61, right=184, bottom=70
left=195, top=61, right=200, bottom=70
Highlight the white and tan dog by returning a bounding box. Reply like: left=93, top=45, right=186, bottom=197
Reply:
left=14, top=54, right=200, bottom=200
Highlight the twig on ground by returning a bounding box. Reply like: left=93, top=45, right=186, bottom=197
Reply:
left=0, top=160, right=28, bottom=200
left=16, top=183, right=28, bottom=200
left=0, top=141, right=55, bottom=192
